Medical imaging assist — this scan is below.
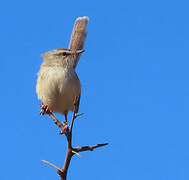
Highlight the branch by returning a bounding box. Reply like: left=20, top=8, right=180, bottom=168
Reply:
left=39, top=104, right=68, bottom=134
left=61, top=107, right=80, bottom=179
left=70, top=113, right=84, bottom=134
left=73, top=143, right=109, bottom=152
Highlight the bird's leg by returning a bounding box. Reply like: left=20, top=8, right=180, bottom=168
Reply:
left=62, top=113, right=68, bottom=129
left=64, top=113, right=68, bottom=123
left=70, top=97, right=84, bottom=133
left=40, top=104, right=52, bottom=115
left=73, top=96, right=83, bottom=118
left=59, top=113, right=69, bottom=135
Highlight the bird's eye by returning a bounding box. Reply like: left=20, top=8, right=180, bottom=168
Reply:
left=62, top=52, right=67, bottom=56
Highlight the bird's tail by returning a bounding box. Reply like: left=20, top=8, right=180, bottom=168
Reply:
left=68, top=16, right=89, bottom=69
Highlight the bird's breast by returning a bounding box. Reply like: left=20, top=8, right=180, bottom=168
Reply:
left=36, top=66, right=81, bottom=114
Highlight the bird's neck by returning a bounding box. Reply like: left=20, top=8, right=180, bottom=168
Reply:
left=42, top=56, right=75, bottom=69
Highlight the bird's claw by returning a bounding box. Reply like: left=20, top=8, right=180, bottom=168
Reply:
left=40, top=105, right=52, bottom=115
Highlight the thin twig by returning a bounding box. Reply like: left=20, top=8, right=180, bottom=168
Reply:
left=73, top=143, right=109, bottom=152
left=70, top=111, right=76, bottom=135
left=40, top=103, right=108, bottom=180
left=60, top=103, right=79, bottom=180
left=39, top=104, right=66, bottom=133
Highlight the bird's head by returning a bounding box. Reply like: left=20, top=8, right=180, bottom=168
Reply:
left=41, top=48, right=84, bottom=59
left=41, top=48, right=84, bottom=68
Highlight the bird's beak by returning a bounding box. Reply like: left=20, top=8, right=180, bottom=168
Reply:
left=76, top=49, right=85, bottom=54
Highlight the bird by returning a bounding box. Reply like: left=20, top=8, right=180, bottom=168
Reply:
left=36, top=48, right=84, bottom=122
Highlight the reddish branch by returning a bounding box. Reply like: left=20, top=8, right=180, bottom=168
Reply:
left=39, top=104, right=68, bottom=134
left=73, top=143, right=109, bottom=152
left=40, top=104, right=108, bottom=180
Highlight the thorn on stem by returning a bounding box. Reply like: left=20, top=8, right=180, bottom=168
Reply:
left=41, top=160, right=62, bottom=172
left=75, top=113, right=84, bottom=118
left=72, top=150, right=81, bottom=157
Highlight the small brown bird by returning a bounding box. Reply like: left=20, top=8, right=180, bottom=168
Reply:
left=36, top=48, right=84, bottom=122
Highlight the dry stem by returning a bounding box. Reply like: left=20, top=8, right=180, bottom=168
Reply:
left=41, top=105, right=108, bottom=180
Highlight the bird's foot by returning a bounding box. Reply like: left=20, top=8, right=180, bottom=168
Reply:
left=40, top=105, right=52, bottom=115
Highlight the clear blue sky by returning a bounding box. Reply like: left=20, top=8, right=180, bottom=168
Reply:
left=0, top=0, right=189, bottom=179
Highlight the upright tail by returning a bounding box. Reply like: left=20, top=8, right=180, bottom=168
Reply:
left=68, top=16, right=89, bottom=69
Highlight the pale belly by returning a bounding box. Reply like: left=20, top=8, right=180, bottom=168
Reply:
left=36, top=66, right=81, bottom=114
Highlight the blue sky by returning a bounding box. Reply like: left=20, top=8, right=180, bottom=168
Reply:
left=0, top=0, right=189, bottom=179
